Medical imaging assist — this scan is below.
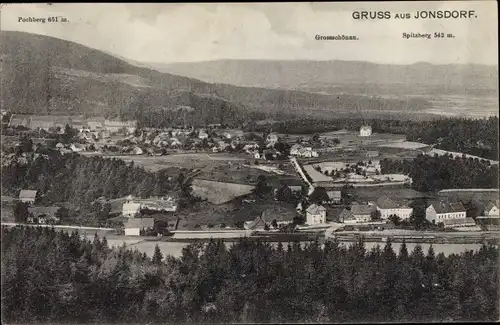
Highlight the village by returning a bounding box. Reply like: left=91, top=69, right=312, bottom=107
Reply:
left=2, top=112, right=499, bottom=242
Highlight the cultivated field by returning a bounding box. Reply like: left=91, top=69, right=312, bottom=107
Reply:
left=318, top=131, right=406, bottom=146
left=438, top=189, right=499, bottom=202
left=347, top=187, right=432, bottom=202
left=191, top=179, right=255, bottom=205
left=303, top=165, right=332, bottom=182
left=97, top=153, right=248, bottom=171
left=196, top=161, right=302, bottom=187
left=173, top=198, right=297, bottom=230
left=377, top=141, right=430, bottom=150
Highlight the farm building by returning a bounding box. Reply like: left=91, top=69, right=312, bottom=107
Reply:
left=375, top=196, right=413, bottom=220
left=124, top=218, right=155, bottom=236
left=426, top=200, right=467, bottom=225
left=19, top=190, right=37, bottom=204
left=122, top=199, right=142, bottom=217
left=27, top=206, right=60, bottom=224
left=351, top=204, right=373, bottom=222
left=244, top=215, right=267, bottom=230
left=359, top=125, right=372, bottom=137
left=338, top=208, right=370, bottom=224
left=476, top=202, right=500, bottom=228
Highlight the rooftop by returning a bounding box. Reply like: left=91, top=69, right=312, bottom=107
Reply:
left=376, top=195, right=400, bottom=209
left=124, top=218, right=155, bottom=229
left=306, top=204, right=326, bottom=214
left=351, top=204, right=373, bottom=215
left=19, top=190, right=37, bottom=199
left=28, top=206, right=60, bottom=217
left=429, top=200, right=466, bottom=214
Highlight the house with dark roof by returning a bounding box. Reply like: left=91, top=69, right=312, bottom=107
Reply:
left=124, top=218, right=155, bottom=236
left=375, top=195, right=413, bottom=220
left=244, top=215, right=267, bottom=230
left=261, top=207, right=295, bottom=228
left=475, top=201, right=500, bottom=228
left=19, top=190, right=37, bottom=205
left=426, top=200, right=467, bottom=226
left=338, top=209, right=356, bottom=223
left=326, top=191, right=342, bottom=204
left=27, top=206, right=60, bottom=224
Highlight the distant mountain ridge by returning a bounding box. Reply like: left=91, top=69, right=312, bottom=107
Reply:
left=152, top=59, right=498, bottom=92
left=1, top=31, right=434, bottom=126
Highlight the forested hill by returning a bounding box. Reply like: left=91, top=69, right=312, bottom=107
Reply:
left=2, top=227, right=498, bottom=323
left=156, top=59, right=499, bottom=94
left=1, top=31, right=431, bottom=126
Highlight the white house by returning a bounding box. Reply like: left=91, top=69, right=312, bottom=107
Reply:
left=484, top=202, right=499, bottom=217
left=266, top=133, right=279, bottom=144
left=290, top=144, right=302, bottom=156
left=70, top=143, right=86, bottom=152
left=124, top=218, right=155, bottom=236
left=375, top=196, right=413, bottom=220
left=122, top=201, right=142, bottom=218
left=133, top=147, right=144, bottom=155
left=306, top=204, right=327, bottom=225
left=426, top=200, right=467, bottom=226
left=359, top=125, right=372, bottom=137
left=198, top=130, right=209, bottom=140
left=19, top=190, right=37, bottom=204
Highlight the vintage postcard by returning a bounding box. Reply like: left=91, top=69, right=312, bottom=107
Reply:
left=1, top=2, right=498, bottom=323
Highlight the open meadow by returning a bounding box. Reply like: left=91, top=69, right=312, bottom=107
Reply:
left=87, top=152, right=248, bottom=171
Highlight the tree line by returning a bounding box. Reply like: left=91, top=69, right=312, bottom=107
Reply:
left=1, top=226, right=497, bottom=323
left=1, top=151, right=189, bottom=208
left=380, top=154, right=498, bottom=192
left=247, top=116, right=498, bottom=160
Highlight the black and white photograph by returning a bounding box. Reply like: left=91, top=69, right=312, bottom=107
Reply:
left=1, top=2, right=499, bottom=323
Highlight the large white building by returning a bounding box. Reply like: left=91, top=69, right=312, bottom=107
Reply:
left=359, top=125, right=372, bottom=137
left=426, top=200, right=471, bottom=228
left=375, top=196, right=413, bottom=220
left=124, top=218, right=155, bottom=236
left=306, top=204, right=327, bottom=225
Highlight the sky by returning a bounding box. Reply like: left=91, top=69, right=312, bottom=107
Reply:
left=1, top=2, right=498, bottom=65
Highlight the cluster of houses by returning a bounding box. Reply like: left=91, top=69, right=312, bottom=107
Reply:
left=8, top=115, right=137, bottom=135
left=287, top=192, right=498, bottom=232
left=18, top=190, right=61, bottom=224
left=290, top=144, right=319, bottom=158
left=119, top=195, right=178, bottom=236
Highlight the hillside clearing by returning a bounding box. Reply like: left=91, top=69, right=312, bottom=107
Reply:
left=191, top=179, right=255, bottom=205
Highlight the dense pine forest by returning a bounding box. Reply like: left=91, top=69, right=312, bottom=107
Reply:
left=1, top=152, right=189, bottom=206
left=1, top=226, right=498, bottom=323
left=380, top=154, right=498, bottom=192
left=250, top=116, right=499, bottom=160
